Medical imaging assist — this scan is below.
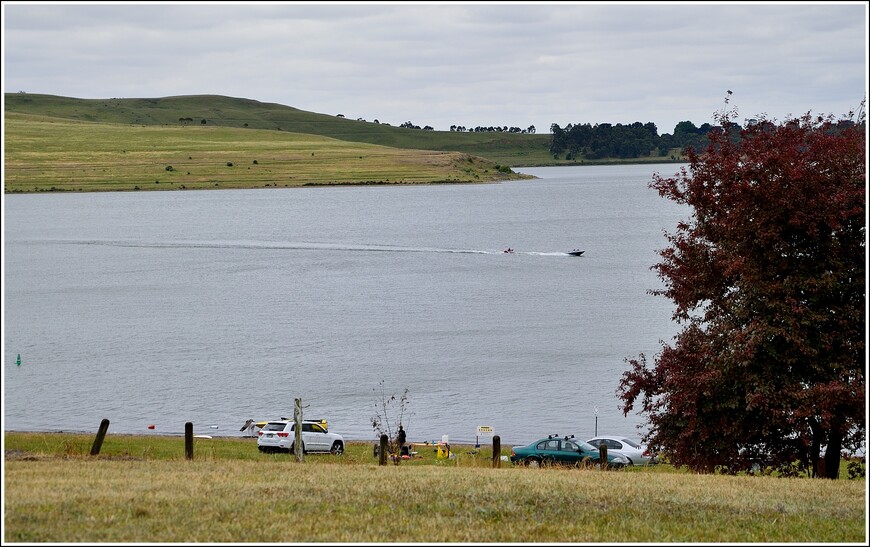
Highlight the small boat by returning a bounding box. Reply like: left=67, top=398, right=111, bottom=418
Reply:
left=503, top=247, right=515, bottom=254
left=567, top=249, right=585, bottom=257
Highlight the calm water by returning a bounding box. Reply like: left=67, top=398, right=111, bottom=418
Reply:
left=3, top=164, right=687, bottom=445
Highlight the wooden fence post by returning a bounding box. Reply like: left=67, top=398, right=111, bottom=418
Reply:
left=185, top=422, right=194, bottom=460
left=90, top=418, right=110, bottom=456
left=379, top=434, right=388, bottom=466
left=294, top=398, right=304, bottom=462
left=599, top=443, right=608, bottom=470
left=492, top=435, right=501, bottom=468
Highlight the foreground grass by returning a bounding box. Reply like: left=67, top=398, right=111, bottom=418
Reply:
left=4, top=432, right=866, bottom=543
left=4, top=112, right=531, bottom=193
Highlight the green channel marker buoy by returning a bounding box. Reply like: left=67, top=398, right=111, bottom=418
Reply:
left=16, top=354, right=21, bottom=366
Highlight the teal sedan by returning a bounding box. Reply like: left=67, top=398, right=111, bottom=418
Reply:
left=510, top=434, right=630, bottom=468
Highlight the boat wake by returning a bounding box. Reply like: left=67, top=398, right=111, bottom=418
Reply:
left=46, top=238, right=580, bottom=257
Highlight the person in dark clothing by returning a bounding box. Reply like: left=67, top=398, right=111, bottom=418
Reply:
left=397, top=425, right=407, bottom=456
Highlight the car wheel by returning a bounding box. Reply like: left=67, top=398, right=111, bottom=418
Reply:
left=525, top=457, right=541, bottom=468
left=289, top=442, right=305, bottom=454
left=330, top=441, right=344, bottom=456
left=625, top=458, right=634, bottom=466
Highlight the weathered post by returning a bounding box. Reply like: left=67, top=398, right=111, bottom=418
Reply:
left=185, top=422, right=194, bottom=460
left=294, top=398, right=303, bottom=463
left=492, top=435, right=501, bottom=468
left=379, top=434, right=388, bottom=466
left=598, top=443, right=608, bottom=470
left=90, top=418, right=110, bottom=456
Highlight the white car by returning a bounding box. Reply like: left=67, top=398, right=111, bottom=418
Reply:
left=257, top=420, right=344, bottom=455
left=586, top=435, right=657, bottom=465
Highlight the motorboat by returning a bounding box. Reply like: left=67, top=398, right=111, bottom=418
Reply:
left=503, top=247, right=515, bottom=254
left=567, top=249, right=585, bottom=257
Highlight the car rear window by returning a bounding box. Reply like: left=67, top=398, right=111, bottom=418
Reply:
left=262, top=422, right=289, bottom=432
left=621, top=438, right=641, bottom=449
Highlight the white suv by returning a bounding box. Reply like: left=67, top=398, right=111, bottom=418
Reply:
left=257, top=420, right=344, bottom=455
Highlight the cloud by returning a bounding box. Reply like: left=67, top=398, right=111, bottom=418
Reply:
left=3, top=2, right=866, bottom=134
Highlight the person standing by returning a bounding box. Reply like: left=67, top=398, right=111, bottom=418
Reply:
left=397, top=425, right=407, bottom=456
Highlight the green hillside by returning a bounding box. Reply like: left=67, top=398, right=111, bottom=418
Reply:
left=4, top=110, right=535, bottom=193
left=4, top=93, right=556, bottom=166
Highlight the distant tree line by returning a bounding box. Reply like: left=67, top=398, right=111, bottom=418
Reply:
left=178, top=117, right=208, bottom=125
left=449, top=125, right=537, bottom=134
left=330, top=108, right=855, bottom=161
left=395, top=121, right=537, bottom=134
left=400, top=121, right=435, bottom=131
left=548, top=120, right=740, bottom=160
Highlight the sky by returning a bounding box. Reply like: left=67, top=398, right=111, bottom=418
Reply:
left=1, top=1, right=867, bottom=135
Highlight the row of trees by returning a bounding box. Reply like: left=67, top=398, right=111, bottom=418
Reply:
left=549, top=120, right=738, bottom=160
left=399, top=121, right=434, bottom=131
left=398, top=122, right=538, bottom=134
left=449, top=125, right=537, bottom=134
left=618, top=103, right=865, bottom=478
left=361, top=116, right=734, bottom=157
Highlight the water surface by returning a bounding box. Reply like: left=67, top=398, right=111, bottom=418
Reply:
left=4, top=163, right=688, bottom=445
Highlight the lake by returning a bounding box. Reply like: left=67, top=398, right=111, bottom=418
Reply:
left=3, top=164, right=688, bottom=445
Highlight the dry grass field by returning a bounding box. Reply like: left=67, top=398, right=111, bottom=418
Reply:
left=3, top=432, right=866, bottom=543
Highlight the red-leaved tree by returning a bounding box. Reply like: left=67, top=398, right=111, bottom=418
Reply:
left=619, top=102, right=865, bottom=478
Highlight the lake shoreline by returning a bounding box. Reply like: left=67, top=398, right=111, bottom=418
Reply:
left=3, top=175, right=534, bottom=195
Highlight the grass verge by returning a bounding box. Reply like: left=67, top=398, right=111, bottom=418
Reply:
left=4, top=432, right=865, bottom=543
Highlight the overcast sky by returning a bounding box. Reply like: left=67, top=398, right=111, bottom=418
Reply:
left=2, top=2, right=867, bottom=134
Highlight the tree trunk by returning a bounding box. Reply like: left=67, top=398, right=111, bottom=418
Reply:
left=811, top=417, right=843, bottom=480
left=809, top=418, right=823, bottom=478
left=823, top=428, right=842, bottom=480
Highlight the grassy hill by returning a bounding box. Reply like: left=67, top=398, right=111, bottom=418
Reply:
left=3, top=110, right=534, bottom=193
left=5, top=92, right=559, bottom=167
left=3, top=93, right=686, bottom=193
left=5, top=93, right=687, bottom=167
